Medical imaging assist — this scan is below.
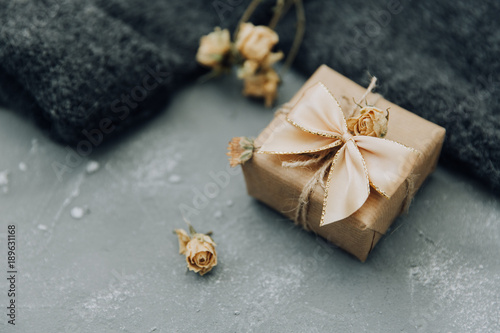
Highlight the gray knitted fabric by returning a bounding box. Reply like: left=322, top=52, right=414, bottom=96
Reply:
left=0, top=0, right=499, bottom=193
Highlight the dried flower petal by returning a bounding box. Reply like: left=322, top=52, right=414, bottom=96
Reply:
left=174, top=229, right=191, bottom=255
left=237, top=51, right=283, bottom=79
left=262, top=51, right=283, bottom=68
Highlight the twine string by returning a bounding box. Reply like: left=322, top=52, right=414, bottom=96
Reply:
left=401, top=174, right=417, bottom=214
left=282, top=151, right=333, bottom=230
left=347, top=76, right=378, bottom=118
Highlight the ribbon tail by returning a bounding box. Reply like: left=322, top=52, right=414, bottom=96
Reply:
left=321, top=141, right=370, bottom=226
left=355, top=136, right=420, bottom=198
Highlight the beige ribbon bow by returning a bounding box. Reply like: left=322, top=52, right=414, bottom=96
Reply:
left=258, top=82, right=420, bottom=226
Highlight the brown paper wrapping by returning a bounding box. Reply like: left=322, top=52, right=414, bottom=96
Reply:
left=241, top=65, right=446, bottom=261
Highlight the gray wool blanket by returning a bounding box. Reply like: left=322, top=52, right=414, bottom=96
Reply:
left=0, top=0, right=499, bottom=193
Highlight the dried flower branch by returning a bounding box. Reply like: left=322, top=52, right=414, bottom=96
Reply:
left=195, top=0, right=304, bottom=107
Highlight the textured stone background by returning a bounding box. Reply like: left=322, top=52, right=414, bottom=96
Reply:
left=0, top=72, right=498, bottom=332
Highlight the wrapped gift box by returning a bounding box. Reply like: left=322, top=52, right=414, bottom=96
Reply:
left=240, top=65, right=446, bottom=261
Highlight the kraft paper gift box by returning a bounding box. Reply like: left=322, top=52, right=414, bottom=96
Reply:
left=238, top=65, right=445, bottom=261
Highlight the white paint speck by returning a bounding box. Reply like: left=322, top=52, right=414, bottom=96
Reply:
left=168, top=174, right=182, bottom=183
left=37, top=224, right=48, bottom=231
left=30, top=138, right=39, bottom=153
left=18, top=162, right=27, bottom=171
left=71, top=206, right=85, bottom=219
left=0, top=170, right=9, bottom=186
left=214, top=210, right=222, bottom=219
left=86, top=161, right=100, bottom=174
left=129, top=147, right=182, bottom=188
left=0, top=170, right=9, bottom=193
left=226, top=199, right=234, bottom=207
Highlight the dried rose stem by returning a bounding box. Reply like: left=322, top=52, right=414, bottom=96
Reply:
left=348, top=76, right=378, bottom=118
left=233, top=0, right=262, bottom=40
left=197, top=68, right=223, bottom=84
left=275, top=0, right=295, bottom=27
left=282, top=0, right=305, bottom=73
left=268, top=0, right=286, bottom=30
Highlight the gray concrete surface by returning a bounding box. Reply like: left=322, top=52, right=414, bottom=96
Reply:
left=0, top=70, right=499, bottom=333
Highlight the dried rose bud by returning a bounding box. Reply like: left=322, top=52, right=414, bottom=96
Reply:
left=227, top=136, right=254, bottom=167
left=346, top=107, right=389, bottom=138
left=242, top=69, right=280, bottom=107
left=185, top=234, right=217, bottom=276
left=236, top=23, right=279, bottom=62
left=196, top=27, right=231, bottom=68
left=175, top=229, right=217, bottom=276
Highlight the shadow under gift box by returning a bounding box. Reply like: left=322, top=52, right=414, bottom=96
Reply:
left=241, top=65, right=446, bottom=261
